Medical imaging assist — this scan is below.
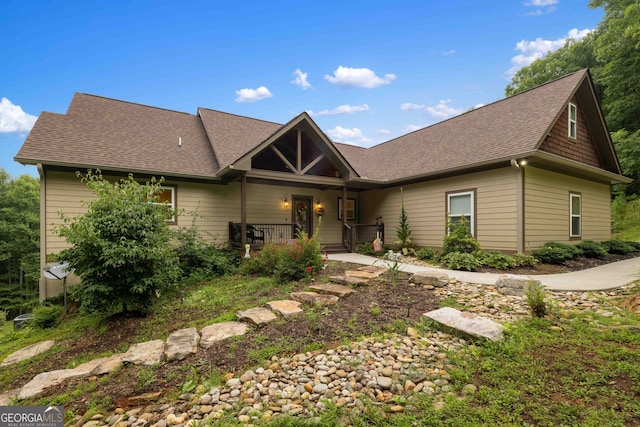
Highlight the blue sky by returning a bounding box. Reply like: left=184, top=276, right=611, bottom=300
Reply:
left=1, top=0, right=603, bottom=178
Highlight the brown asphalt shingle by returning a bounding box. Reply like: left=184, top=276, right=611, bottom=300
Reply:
left=16, top=70, right=592, bottom=183
left=351, top=69, right=588, bottom=181
left=16, top=93, right=219, bottom=179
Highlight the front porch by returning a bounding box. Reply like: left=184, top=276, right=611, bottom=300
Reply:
left=228, top=222, right=384, bottom=253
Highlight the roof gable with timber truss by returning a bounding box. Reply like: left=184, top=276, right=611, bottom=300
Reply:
left=226, top=112, right=359, bottom=186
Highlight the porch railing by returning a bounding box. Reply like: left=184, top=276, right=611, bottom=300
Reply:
left=230, top=221, right=383, bottom=252
left=343, top=223, right=385, bottom=252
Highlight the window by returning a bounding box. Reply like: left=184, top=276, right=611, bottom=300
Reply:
left=447, top=190, right=475, bottom=236
left=568, top=102, right=577, bottom=139
left=570, top=193, right=581, bottom=238
left=153, top=186, right=176, bottom=223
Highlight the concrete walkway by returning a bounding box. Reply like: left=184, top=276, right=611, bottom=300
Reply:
left=328, top=253, right=640, bottom=291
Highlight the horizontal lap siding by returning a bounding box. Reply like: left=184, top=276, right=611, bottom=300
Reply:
left=524, top=167, right=611, bottom=249
left=361, top=168, right=518, bottom=251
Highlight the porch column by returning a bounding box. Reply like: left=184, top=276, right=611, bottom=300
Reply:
left=241, top=174, right=247, bottom=246
left=342, top=185, right=348, bottom=226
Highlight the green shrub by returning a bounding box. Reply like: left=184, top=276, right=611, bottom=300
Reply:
left=441, top=218, right=481, bottom=257
left=602, top=239, right=636, bottom=254
left=511, top=253, right=539, bottom=268
left=440, top=252, right=481, bottom=271
left=275, top=231, right=323, bottom=282
left=357, top=242, right=377, bottom=256
left=524, top=281, right=547, bottom=318
left=241, top=243, right=283, bottom=276
left=575, top=240, right=609, bottom=259
left=415, top=247, right=439, bottom=261
left=32, top=305, right=64, bottom=329
left=531, top=242, right=582, bottom=264
left=475, top=250, right=517, bottom=269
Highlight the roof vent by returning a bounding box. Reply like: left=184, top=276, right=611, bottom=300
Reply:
left=178, top=137, right=182, bottom=148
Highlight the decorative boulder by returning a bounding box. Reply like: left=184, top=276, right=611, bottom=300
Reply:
left=410, top=269, right=449, bottom=287
left=423, top=307, right=504, bottom=341
left=495, top=274, right=540, bottom=296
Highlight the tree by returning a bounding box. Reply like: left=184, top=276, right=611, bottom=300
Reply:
left=0, top=169, right=40, bottom=316
left=57, top=170, right=180, bottom=314
left=395, top=188, right=413, bottom=249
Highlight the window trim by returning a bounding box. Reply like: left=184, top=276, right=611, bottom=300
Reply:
left=153, top=185, right=177, bottom=224
left=446, top=189, right=476, bottom=236
left=568, top=102, right=577, bottom=140
left=569, top=192, right=581, bottom=238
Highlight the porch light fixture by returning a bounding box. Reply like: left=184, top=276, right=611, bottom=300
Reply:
left=283, top=198, right=289, bottom=208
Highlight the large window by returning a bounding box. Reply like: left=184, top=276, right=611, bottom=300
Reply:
left=570, top=192, right=581, bottom=238
left=447, top=190, right=475, bottom=236
left=154, top=186, right=176, bottom=223
left=568, top=102, right=577, bottom=139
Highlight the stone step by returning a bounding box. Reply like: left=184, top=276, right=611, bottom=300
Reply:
left=346, top=265, right=388, bottom=279
left=308, top=283, right=355, bottom=298
left=265, top=300, right=303, bottom=317
left=290, top=291, right=340, bottom=305
left=236, top=307, right=278, bottom=326
left=329, top=275, right=370, bottom=287
left=200, top=322, right=248, bottom=348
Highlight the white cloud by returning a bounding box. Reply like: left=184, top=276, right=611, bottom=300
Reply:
left=315, top=104, right=369, bottom=116
left=443, top=49, right=456, bottom=56
left=326, top=126, right=372, bottom=145
left=324, top=66, right=396, bottom=89
left=292, top=69, right=311, bottom=90
left=426, top=99, right=464, bottom=119
left=0, top=98, right=37, bottom=134
left=400, top=102, right=425, bottom=111
left=524, top=0, right=558, bottom=15
left=235, top=86, right=273, bottom=103
left=507, top=28, right=592, bottom=76
left=376, top=129, right=391, bottom=135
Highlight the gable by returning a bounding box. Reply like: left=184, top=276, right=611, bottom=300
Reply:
left=539, top=95, right=602, bottom=168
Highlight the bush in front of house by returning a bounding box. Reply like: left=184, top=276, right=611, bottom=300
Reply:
left=415, top=247, right=439, bottom=261
left=274, top=231, right=324, bottom=282
left=601, top=239, right=637, bottom=254
left=441, top=218, right=481, bottom=257
left=531, top=242, right=582, bottom=265
left=56, top=170, right=180, bottom=315
left=575, top=240, right=609, bottom=259
left=440, top=251, right=481, bottom=271
left=511, top=253, right=539, bottom=268
left=241, top=243, right=282, bottom=276
left=475, top=250, right=517, bottom=270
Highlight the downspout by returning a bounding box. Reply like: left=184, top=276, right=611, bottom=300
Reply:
left=510, top=159, right=525, bottom=253
left=37, top=163, right=47, bottom=301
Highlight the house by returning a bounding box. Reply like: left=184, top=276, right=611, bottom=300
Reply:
left=15, top=69, right=630, bottom=300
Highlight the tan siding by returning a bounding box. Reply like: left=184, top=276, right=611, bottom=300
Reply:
left=524, top=167, right=611, bottom=249
left=361, top=168, right=518, bottom=251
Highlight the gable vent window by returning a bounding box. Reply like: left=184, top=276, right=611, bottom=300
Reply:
left=568, top=102, right=577, bottom=140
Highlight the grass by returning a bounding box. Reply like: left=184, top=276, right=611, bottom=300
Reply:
left=2, top=267, right=640, bottom=425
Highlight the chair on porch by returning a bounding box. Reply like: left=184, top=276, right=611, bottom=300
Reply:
left=247, top=225, right=265, bottom=244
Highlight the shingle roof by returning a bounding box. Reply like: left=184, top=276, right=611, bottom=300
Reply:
left=19, top=69, right=615, bottom=184
left=351, top=69, right=588, bottom=181
left=16, top=93, right=220, bottom=179
left=197, top=107, right=282, bottom=170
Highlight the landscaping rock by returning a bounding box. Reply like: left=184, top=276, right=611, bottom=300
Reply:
left=236, top=307, right=278, bottom=325
left=19, top=369, right=87, bottom=400
left=410, top=270, right=449, bottom=287
left=496, top=274, right=540, bottom=296
left=345, top=270, right=381, bottom=279
left=199, top=322, right=248, bottom=348
left=265, top=300, right=303, bottom=317
left=165, top=327, right=199, bottom=361
left=0, top=340, right=55, bottom=367
left=423, top=307, right=504, bottom=341
left=92, top=354, right=124, bottom=375
left=329, top=275, right=370, bottom=287
left=0, top=389, right=20, bottom=406
left=290, top=292, right=339, bottom=305
left=309, top=283, right=355, bottom=298
left=621, top=294, right=640, bottom=314
left=122, top=340, right=165, bottom=366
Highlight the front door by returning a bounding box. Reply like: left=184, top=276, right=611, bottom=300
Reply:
left=292, top=196, right=312, bottom=237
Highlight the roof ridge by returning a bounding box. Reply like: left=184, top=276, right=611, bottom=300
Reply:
left=370, top=68, right=588, bottom=150
left=73, top=93, right=197, bottom=117
left=197, top=106, right=283, bottom=126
